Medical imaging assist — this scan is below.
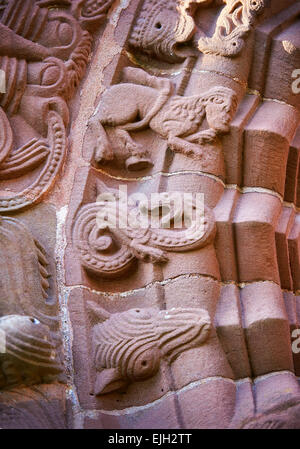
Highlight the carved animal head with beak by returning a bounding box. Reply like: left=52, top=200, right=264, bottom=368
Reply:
left=91, top=306, right=211, bottom=395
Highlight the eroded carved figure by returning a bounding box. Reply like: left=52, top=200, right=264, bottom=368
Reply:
left=90, top=305, right=211, bottom=394
left=87, top=66, right=237, bottom=170
left=0, top=0, right=112, bottom=211
left=128, top=0, right=197, bottom=62
left=75, top=0, right=300, bottom=430
left=0, top=216, right=62, bottom=389
left=72, top=183, right=216, bottom=277
left=0, top=315, right=62, bottom=389
left=198, top=0, right=265, bottom=56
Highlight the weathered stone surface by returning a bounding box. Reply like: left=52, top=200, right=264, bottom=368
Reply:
left=1, top=0, right=300, bottom=430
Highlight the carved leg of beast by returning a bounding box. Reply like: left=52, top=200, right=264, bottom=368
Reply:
left=186, top=128, right=217, bottom=144
left=85, top=116, right=114, bottom=164
left=168, top=135, right=205, bottom=158
left=114, top=128, right=153, bottom=171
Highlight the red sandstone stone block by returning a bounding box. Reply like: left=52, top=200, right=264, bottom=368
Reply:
left=84, top=394, right=180, bottom=429
left=229, top=379, right=255, bottom=428
left=264, top=21, right=300, bottom=111
left=215, top=285, right=251, bottom=379
left=240, top=282, right=294, bottom=377
left=166, top=173, right=224, bottom=209
left=163, top=275, right=221, bottom=320
left=288, top=214, right=300, bottom=292
left=284, top=292, right=299, bottom=329
left=243, top=102, right=299, bottom=195
left=214, top=189, right=239, bottom=282
left=169, top=330, right=234, bottom=391
left=249, top=2, right=300, bottom=93
left=275, top=207, right=295, bottom=291
left=222, top=95, right=259, bottom=186
left=233, top=192, right=282, bottom=284
left=254, top=371, right=300, bottom=414
left=162, top=245, right=221, bottom=289
left=176, top=378, right=236, bottom=429
left=284, top=128, right=300, bottom=203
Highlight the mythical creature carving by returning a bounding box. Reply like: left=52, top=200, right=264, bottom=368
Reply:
left=72, top=183, right=216, bottom=278
left=0, top=0, right=111, bottom=212
left=128, top=0, right=265, bottom=62
left=89, top=305, right=211, bottom=394
left=87, top=67, right=238, bottom=170
left=198, top=0, right=265, bottom=57
left=0, top=216, right=62, bottom=389
left=128, top=0, right=197, bottom=62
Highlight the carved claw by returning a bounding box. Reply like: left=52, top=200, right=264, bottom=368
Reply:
left=187, top=128, right=217, bottom=144
left=168, top=138, right=203, bottom=158
left=130, top=241, right=168, bottom=264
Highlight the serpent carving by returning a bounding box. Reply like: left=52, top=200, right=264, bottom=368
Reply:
left=72, top=189, right=216, bottom=278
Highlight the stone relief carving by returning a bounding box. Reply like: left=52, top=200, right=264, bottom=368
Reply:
left=66, top=0, right=300, bottom=430
left=128, top=0, right=197, bottom=62
left=128, top=0, right=266, bottom=62
left=72, top=184, right=216, bottom=277
left=0, top=0, right=110, bottom=212
left=0, top=216, right=62, bottom=389
left=198, top=0, right=265, bottom=57
left=71, top=0, right=115, bottom=30
left=87, top=66, right=237, bottom=169
left=90, top=305, right=211, bottom=394
left=0, top=315, right=62, bottom=389
left=0, top=0, right=299, bottom=431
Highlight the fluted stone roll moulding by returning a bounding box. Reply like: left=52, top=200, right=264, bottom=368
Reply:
left=0, top=0, right=300, bottom=429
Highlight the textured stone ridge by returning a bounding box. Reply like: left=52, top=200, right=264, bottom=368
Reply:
left=0, top=0, right=300, bottom=429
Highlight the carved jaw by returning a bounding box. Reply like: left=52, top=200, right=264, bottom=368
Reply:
left=94, top=368, right=128, bottom=395
left=128, top=0, right=197, bottom=63
left=94, top=345, right=162, bottom=395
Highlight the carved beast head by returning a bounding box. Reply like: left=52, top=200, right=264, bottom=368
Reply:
left=91, top=306, right=211, bottom=395
left=202, top=86, right=238, bottom=133
left=128, top=0, right=197, bottom=62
